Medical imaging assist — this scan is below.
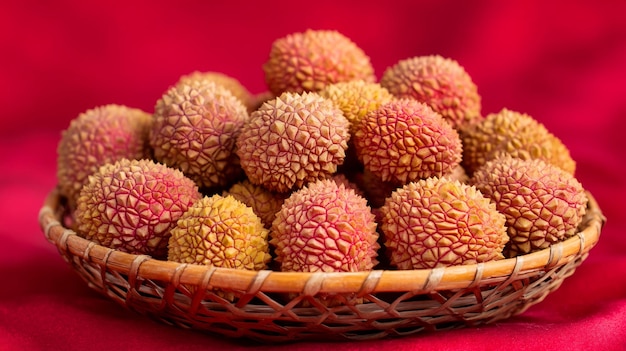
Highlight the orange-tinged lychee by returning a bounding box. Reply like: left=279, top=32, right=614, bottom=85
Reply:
left=380, top=177, right=508, bottom=269
left=150, top=80, right=249, bottom=190
left=270, top=179, right=379, bottom=273
left=74, top=158, right=202, bottom=259
left=168, top=194, right=271, bottom=271
left=263, top=29, right=376, bottom=96
left=380, top=55, right=482, bottom=129
left=330, top=173, right=365, bottom=197
left=354, top=99, right=463, bottom=184
left=175, top=71, right=255, bottom=113
left=222, top=179, right=287, bottom=228
left=470, top=156, right=587, bottom=256
left=445, top=164, right=470, bottom=184
left=352, top=169, right=401, bottom=208
left=236, top=92, right=350, bottom=193
left=460, top=108, right=576, bottom=175
left=319, top=80, right=394, bottom=135
left=57, top=104, right=152, bottom=206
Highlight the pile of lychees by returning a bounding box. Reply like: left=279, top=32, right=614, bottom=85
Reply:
left=56, top=29, right=588, bottom=281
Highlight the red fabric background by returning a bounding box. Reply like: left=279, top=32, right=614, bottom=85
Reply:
left=1, top=0, right=625, bottom=350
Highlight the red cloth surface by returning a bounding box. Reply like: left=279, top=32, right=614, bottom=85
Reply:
left=1, top=0, right=625, bottom=350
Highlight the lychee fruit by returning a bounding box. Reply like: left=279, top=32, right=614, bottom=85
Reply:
left=270, top=179, right=379, bottom=273
left=380, top=55, right=482, bottom=129
left=331, top=173, right=365, bottom=197
left=352, top=169, right=401, bottom=209
left=236, top=92, right=350, bottom=193
left=445, top=164, right=470, bottom=184
left=249, top=91, right=275, bottom=112
left=222, top=179, right=287, bottom=229
left=74, top=158, right=202, bottom=259
left=380, top=177, right=509, bottom=269
left=168, top=194, right=271, bottom=271
left=263, top=29, right=376, bottom=96
left=319, top=80, right=394, bottom=135
left=470, top=156, right=587, bottom=257
left=460, top=108, right=576, bottom=175
left=150, top=80, right=249, bottom=190
left=353, top=98, right=463, bottom=184
left=175, top=71, right=255, bottom=113
left=57, top=104, right=152, bottom=207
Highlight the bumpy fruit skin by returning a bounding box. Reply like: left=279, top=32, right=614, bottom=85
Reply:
left=353, top=169, right=401, bottom=208
left=74, top=158, right=202, bottom=259
left=150, top=80, right=249, bottom=189
left=380, top=55, right=482, bottom=129
left=331, top=173, right=365, bottom=197
left=249, top=91, right=275, bottom=112
left=57, top=104, right=152, bottom=206
left=471, top=156, right=587, bottom=256
left=380, top=177, right=509, bottom=269
left=176, top=71, right=255, bottom=113
left=236, top=92, right=350, bottom=193
left=271, top=179, right=379, bottom=273
left=445, top=164, right=470, bottom=184
left=263, top=29, right=376, bottom=96
left=168, top=195, right=271, bottom=271
left=222, top=180, right=287, bottom=228
left=461, top=108, right=576, bottom=175
left=319, top=80, right=394, bottom=134
left=354, top=99, right=463, bottom=184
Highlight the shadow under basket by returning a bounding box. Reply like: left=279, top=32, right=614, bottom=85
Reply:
left=39, top=188, right=606, bottom=343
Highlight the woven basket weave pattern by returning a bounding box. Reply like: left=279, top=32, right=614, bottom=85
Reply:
left=39, top=188, right=604, bottom=342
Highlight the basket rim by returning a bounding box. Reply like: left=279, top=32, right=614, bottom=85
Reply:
left=39, top=187, right=605, bottom=295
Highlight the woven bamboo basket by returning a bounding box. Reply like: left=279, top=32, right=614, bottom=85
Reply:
left=39, top=187, right=605, bottom=342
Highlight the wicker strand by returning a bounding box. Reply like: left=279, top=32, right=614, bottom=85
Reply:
left=577, top=232, right=586, bottom=256
left=39, top=208, right=57, bottom=242
left=235, top=270, right=272, bottom=308
left=100, top=248, right=115, bottom=297
left=302, top=272, right=326, bottom=297
left=468, top=263, right=485, bottom=289
left=545, top=240, right=564, bottom=270
left=188, top=266, right=218, bottom=316
left=38, top=206, right=53, bottom=225
left=82, top=241, right=96, bottom=261
left=499, top=255, right=524, bottom=290
left=357, top=270, right=383, bottom=297
left=423, top=267, right=446, bottom=292
left=164, top=262, right=189, bottom=307
left=58, top=229, right=75, bottom=253
left=199, top=265, right=218, bottom=292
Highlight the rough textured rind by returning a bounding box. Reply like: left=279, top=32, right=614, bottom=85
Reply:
left=460, top=108, right=576, bottom=175
left=168, top=194, right=271, bottom=271
left=319, top=80, right=393, bottom=135
left=249, top=91, right=275, bottom=112
left=150, top=80, right=249, bottom=189
left=353, top=169, right=401, bottom=208
left=270, top=179, right=379, bottom=273
left=380, top=55, right=482, bottom=129
left=444, top=164, right=470, bottom=184
left=354, top=99, right=463, bottom=184
left=176, top=71, right=255, bottom=113
left=263, top=29, right=376, bottom=96
left=74, top=158, right=202, bottom=259
left=470, top=156, right=587, bottom=256
left=222, top=180, right=287, bottom=228
left=57, top=104, right=152, bottom=207
left=380, top=177, right=509, bottom=269
left=236, top=92, right=350, bottom=193
left=331, top=173, right=365, bottom=197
